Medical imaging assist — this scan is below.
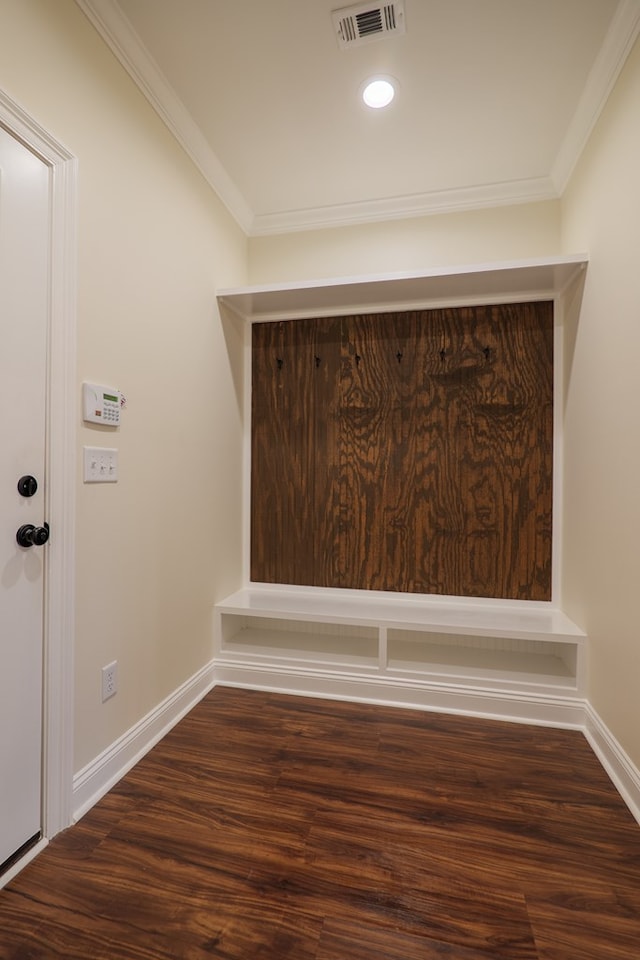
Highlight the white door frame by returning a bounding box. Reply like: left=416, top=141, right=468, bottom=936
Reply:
left=0, top=90, right=77, bottom=852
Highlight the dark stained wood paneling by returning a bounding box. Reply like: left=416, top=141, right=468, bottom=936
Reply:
left=251, top=319, right=317, bottom=585
left=338, top=312, right=421, bottom=591
left=251, top=318, right=344, bottom=587
left=251, top=303, right=553, bottom=599
left=415, top=302, right=554, bottom=599
left=309, top=317, right=343, bottom=588
left=3, top=688, right=640, bottom=959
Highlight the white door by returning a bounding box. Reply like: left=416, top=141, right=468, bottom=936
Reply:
left=0, top=125, right=50, bottom=867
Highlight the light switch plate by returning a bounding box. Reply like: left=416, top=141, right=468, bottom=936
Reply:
left=83, top=446, right=118, bottom=483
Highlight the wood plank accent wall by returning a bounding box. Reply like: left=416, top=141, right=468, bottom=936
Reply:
left=251, top=302, right=553, bottom=600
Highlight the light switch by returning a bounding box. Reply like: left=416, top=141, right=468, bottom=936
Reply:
left=83, top=446, right=118, bottom=483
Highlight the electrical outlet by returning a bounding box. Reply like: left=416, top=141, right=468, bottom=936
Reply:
left=101, top=660, right=118, bottom=702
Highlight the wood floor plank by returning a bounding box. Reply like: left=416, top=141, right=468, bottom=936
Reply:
left=316, top=914, right=509, bottom=960
left=2, top=686, right=640, bottom=959
left=526, top=896, right=640, bottom=960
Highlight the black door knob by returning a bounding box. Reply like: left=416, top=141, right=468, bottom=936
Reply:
left=17, top=475, right=38, bottom=497
left=16, top=522, right=49, bottom=548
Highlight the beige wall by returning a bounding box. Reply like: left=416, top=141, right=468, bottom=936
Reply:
left=248, top=200, right=562, bottom=284
left=0, top=0, right=247, bottom=771
left=561, top=35, right=640, bottom=767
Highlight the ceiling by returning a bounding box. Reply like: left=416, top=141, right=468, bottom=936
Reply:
left=77, top=0, right=640, bottom=236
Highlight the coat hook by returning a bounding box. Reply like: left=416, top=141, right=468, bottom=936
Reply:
left=440, top=348, right=446, bottom=362
left=314, top=355, right=321, bottom=368
left=276, top=357, right=283, bottom=370
left=483, top=346, right=491, bottom=361
left=396, top=350, right=403, bottom=363
left=355, top=354, right=361, bottom=366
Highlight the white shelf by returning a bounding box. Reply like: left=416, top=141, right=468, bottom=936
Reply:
left=217, top=254, right=588, bottom=323
left=216, top=587, right=585, bottom=643
left=214, top=587, right=587, bottom=700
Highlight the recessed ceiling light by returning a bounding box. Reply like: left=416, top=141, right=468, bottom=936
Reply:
left=362, top=77, right=396, bottom=109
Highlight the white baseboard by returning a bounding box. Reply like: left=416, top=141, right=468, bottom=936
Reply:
left=212, top=662, right=587, bottom=729
left=72, top=660, right=217, bottom=822
left=583, top=703, right=640, bottom=826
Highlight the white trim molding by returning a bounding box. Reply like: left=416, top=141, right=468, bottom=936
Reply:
left=43, top=137, right=78, bottom=842
left=584, top=703, right=640, bottom=827
left=74, top=0, right=253, bottom=234
left=212, top=663, right=588, bottom=731
left=249, top=177, right=558, bottom=237
left=72, top=661, right=217, bottom=822
left=0, top=90, right=78, bottom=844
left=552, top=0, right=640, bottom=192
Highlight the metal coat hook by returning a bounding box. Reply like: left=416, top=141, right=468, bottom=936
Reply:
left=355, top=354, right=362, bottom=367
left=396, top=350, right=403, bottom=364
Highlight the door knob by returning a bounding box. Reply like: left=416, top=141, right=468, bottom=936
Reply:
left=17, top=475, right=38, bottom=497
left=16, top=522, right=50, bottom=548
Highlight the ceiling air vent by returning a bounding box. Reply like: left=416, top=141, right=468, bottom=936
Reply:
left=332, top=2, right=406, bottom=50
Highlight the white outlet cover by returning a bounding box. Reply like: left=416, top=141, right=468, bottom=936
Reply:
left=101, top=660, right=118, bottom=701
left=83, top=445, right=118, bottom=483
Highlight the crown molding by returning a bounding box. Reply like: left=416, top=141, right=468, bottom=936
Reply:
left=75, top=0, right=639, bottom=238
left=74, top=0, right=254, bottom=233
left=249, top=177, right=558, bottom=237
left=551, top=0, right=640, bottom=193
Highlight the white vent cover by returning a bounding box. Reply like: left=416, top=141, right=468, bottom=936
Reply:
left=332, top=2, right=406, bottom=49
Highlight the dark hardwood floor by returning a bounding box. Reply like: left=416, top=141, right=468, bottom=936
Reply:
left=2, top=686, right=640, bottom=959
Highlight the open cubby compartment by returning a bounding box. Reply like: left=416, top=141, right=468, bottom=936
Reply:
left=385, top=628, right=580, bottom=690
left=219, top=613, right=379, bottom=669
